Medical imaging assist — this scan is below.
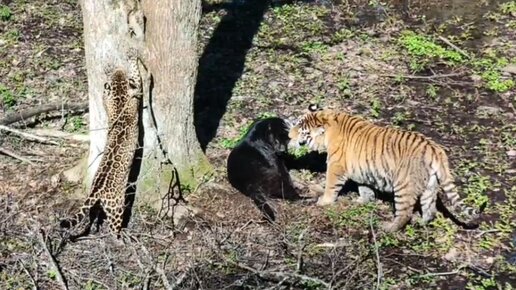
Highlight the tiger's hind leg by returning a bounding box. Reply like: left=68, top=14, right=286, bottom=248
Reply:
left=355, top=185, right=375, bottom=204
left=420, top=174, right=439, bottom=224
left=382, top=181, right=418, bottom=233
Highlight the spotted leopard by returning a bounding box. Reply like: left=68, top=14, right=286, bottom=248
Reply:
left=60, top=51, right=142, bottom=239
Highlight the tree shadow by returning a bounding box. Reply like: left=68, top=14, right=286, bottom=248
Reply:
left=194, top=0, right=272, bottom=150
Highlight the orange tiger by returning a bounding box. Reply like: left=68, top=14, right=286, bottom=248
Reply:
left=288, top=104, right=486, bottom=232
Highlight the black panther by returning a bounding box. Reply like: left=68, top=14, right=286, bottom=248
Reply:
left=227, top=117, right=301, bottom=222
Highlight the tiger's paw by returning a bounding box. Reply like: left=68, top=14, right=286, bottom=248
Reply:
left=381, top=221, right=400, bottom=233
left=316, top=195, right=337, bottom=206
left=355, top=195, right=373, bottom=204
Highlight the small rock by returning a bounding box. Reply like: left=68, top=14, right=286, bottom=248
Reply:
left=444, top=247, right=459, bottom=261
left=507, top=253, right=516, bottom=265
left=501, top=64, right=516, bottom=75
left=485, top=256, right=495, bottom=266
left=507, top=150, right=516, bottom=157
left=471, top=74, right=482, bottom=82
left=476, top=105, right=503, bottom=115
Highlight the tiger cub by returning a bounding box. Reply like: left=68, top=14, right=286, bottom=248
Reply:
left=288, top=104, right=486, bottom=232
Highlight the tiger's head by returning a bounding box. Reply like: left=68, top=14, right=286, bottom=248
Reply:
left=288, top=104, right=328, bottom=152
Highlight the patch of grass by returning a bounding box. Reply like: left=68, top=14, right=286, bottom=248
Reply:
left=472, top=54, right=515, bottom=93
left=0, top=4, right=12, bottom=21
left=326, top=202, right=377, bottom=228
left=425, top=84, right=439, bottom=99
left=462, top=174, right=491, bottom=208
left=398, top=30, right=464, bottom=72
left=392, top=111, right=410, bottom=125
left=4, top=29, right=20, bottom=43
left=370, top=98, right=382, bottom=118
left=0, top=84, right=16, bottom=108
left=300, top=40, right=329, bottom=55
left=289, top=145, right=310, bottom=158
left=500, top=1, right=516, bottom=15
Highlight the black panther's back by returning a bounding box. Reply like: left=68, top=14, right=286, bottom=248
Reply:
left=226, top=117, right=300, bottom=221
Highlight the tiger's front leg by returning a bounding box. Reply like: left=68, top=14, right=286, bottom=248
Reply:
left=317, top=161, right=346, bottom=206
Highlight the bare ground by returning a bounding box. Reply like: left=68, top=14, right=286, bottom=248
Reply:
left=1, top=0, right=515, bottom=289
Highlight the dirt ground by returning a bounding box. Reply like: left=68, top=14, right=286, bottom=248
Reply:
left=1, top=0, right=515, bottom=289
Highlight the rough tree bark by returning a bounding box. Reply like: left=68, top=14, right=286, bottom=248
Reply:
left=80, top=0, right=210, bottom=210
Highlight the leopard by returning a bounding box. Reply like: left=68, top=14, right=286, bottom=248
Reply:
left=60, top=51, right=142, bottom=239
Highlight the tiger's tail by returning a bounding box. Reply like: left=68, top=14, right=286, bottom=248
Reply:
left=436, top=158, right=487, bottom=227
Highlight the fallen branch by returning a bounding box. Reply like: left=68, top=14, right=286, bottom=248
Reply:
left=438, top=36, right=470, bottom=59
left=18, top=260, right=38, bottom=290
left=226, top=259, right=331, bottom=289
left=0, top=147, right=36, bottom=165
left=0, top=101, right=88, bottom=125
left=0, top=125, right=59, bottom=145
left=379, top=72, right=463, bottom=79
left=370, top=214, right=382, bottom=290
left=27, top=128, right=89, bottom=143
left=474, top=229, right=501, bottom=238
left=37, top=229, right=69, bottom=290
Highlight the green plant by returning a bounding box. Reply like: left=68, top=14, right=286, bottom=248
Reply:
left=326, top=203, right=377, bottom=228
left=472, top=55, right=515, bottom=93
left=370, top=98, right=382, bottom=118
left=425, top=84, right=438, bottom=99
left=289, top=145, right=310, bottom=158
left=0, top=84, right=16, bottom=108
left=301, top=41, right=329, bottom=55
left=500, top=1, right=516, bottom=15
left=0, top=4, right=11, bottom=21
left=398, top=30, right=464, bottom=72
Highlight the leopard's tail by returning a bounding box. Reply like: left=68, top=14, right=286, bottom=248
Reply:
left=436, top=159, right=487, bottom=228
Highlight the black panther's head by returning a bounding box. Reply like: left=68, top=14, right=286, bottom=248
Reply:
left=248, top=117, right=290, bottom=152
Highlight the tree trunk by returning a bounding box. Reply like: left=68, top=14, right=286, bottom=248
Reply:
left=81, top=0, right=209, bottom=211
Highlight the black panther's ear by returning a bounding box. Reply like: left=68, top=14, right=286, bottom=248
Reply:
left=308, top=103, right=321, bottom=112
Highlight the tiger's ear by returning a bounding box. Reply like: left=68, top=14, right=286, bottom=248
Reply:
left=308, top=103, right=322, bottom=112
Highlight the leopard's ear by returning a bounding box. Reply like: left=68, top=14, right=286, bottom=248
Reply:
left=308, top=103, right=322, bottom=112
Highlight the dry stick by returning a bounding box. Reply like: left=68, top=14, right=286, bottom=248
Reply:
left=155, top=258, right=173, bottom=290
left=170, top=272, right=188, bottom=290
left=296, top=228, right=308, bottom=273
left=0, top=101, right=89, bottom=125
left=37, top=229, right=69, bottom=290
left=438, top=36, right=470, bottom=58
left=18, top=260, right=38, bottom=290
left=0, top=125, right=59, bottom=145
left=227, top=259, right=331, bottom=289
left=370, top=214, right=382, bottom=290
left=378, top=72, right=463, bottom=79
left=0, top=146, right=36, bottom=165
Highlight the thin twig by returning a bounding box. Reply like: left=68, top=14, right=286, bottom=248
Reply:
left=0, top=147, right=36, bottom=165
left=155, top=255, right=172, bottom=290
left=370, top=214, right=382, bottom=290
left=438, top=36, right=470, bottom=58
left=0, top=101, right=88, bottom=125
left=474, top=229, right=501, bottom=238
left=379, top=72, right=463, bottom=79
left=170, top=272, right=188, bottom=290
left=37, top=229, right=69, bottom=290
left=227, top=260, right=331, bottom=289
left=296, top=228, right=308, bottom=273
left=417, top=270, right=460, bottom=278
left=18, top=260, right=38, bottom=290
left=0, top=125, right=59, bottom=145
